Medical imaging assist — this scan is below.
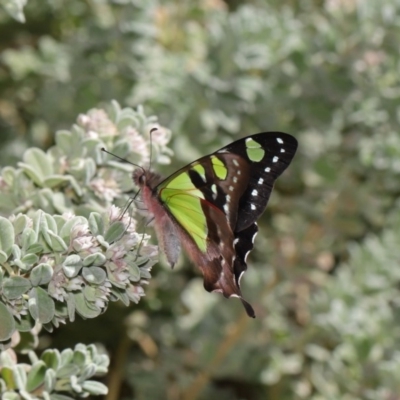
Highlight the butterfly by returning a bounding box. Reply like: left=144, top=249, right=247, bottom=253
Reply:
left=133, top=131, right=298, bottom=317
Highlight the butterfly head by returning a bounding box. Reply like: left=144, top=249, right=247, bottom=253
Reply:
left=132, top=168, right=163, bottom=189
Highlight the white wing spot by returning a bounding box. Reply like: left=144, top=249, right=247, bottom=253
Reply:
left=229, top=185, right=234, bottom=191
left=258, top=178, right=264, bottom=185
left=226, top=194, right=231, bottom=203
left=244, top=251, right=250, bottom=262
left=233, top=177, right=238, bottom=183
left=273, top=156, right=279, bottom=163
left=233, top=238, right=239, bottom=245
left=237, top=170, right=241, bottom=175
left=250, top=203, right=256, bottom=210
left=280, top=148, right=285, bottom=153
left=233, top=159, right=239, bottom=166
left=251, top=189, right=258, bottom=196
left=238, top=271, right=245, bottom=284
left=251, top=231, right=258, bottom=244
left=223, top=204, right=229, bottom=213
left=277, top=138, right=283, bottom=144
left=265, top=167, right=271, bottom=173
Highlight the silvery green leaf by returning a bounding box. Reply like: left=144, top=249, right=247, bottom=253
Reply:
left=70, top=375, right=82, bottom=393
left=83, top=158, right=96, bottom=183
left=74, top=292, right=101, bottom=319
left=12, top=258, right=30, bottom=271
left=19, top=390, right=35, bottom=400
left=21, top=253, right=39, bottom=267
left=126, top=285, right=144, bottom=304
left=2, top=391, right=21, bottom=400
left=0, top=216, right=15, bottom=256
left=128, top=263, right=141, bottom=282
left=26, top=243, right=43, bottom=254
left=46, top=231, right=68, bottom=252
left=1, top=365, right=14, bottom=384
left=112, top=140, right=130, bottom=158
left=88, top=213, right=104, bottom=236
left=59, top=216, right=86, bottom=242
left=42, top=323, right=53, bottom=333
left=107, top=271, right=126, bottom=289
left=28, top=350, right=39, bottom=365
left=1, top=166, right=16, bottom=185
left=118, top=289, right=130, bottom=306
left=1, top=0, right=28, bottom=23
left=55, top=130, right=72, bottom=152
left=31, top=211, right=41, bottom=235
left=73, top=349, right=85, bottom=367
left=43, top=175, right=71, bottom=189
left=13, top=214, right=29, bottom=235
left=3, top=276, right=32, bottom=300
left=95, top=235, right=108, bottom=248
left=0, top=250, right=8, bottom=264
left=110, top=287, right=128, bottom=304
left=55, top=364, right=79, bottom=379
left=0, top=194, right=16, bottom=215
left=66, top=293, right=75, bottom=322
left=44, top=368, right=56, bottom=392
left=30, top=263, right=53, bottom=286
left=82, top=266, right=106, bottom=285
left=43, top=214, right=58, bottom=234
left=62, top=255, right=82, bottom=278
left=82, top=252, right=106, bottom=267
left=21, top=228, right=37, bottom=252
left=50, top=192, right=70, bottom=214
left=81, top=380, right=108, bottom=395
left=0, top=302, right=15, bottom=341
left=11, top=244, right=21, bottom=260
left=104, top=221, right=125, bottom=243
left=65, top=175, right=82, bottom=197
left=28, top=287, right=55, bottom=324
left=26, top=360, right=46, bottom=392
left=54, top=301, right=68, bottom=319
left=140, top=268, right=151, bottom=280
left=82, top=286, right=96, bottom=302
left=13, top=364, right=27, bottom=390
left=14, top=314, right=34, bottom=333
left=41, top=349, right=61, bottom=370
left=20, top=148, right=54, bottom=182
left=80, top=363, right=96, bottom=380
left=42, top=391, right=51, bottom=400
left=18, top=163, right=44, bottom=186
left=59, top=349, right=73, bottom=367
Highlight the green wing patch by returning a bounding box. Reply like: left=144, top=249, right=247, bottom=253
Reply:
left=159, top=171, right=208, bottom=253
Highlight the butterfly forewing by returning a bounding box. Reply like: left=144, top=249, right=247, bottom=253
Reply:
left=218, top=132, right=298, bottom=231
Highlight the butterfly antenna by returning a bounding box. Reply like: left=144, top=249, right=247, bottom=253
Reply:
left=101, top=147, right=146, bottom=174
left=149, top=127, right=158, bottom=171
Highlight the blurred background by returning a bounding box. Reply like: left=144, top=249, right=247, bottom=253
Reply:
left=2, top=0, right=400, bottom=399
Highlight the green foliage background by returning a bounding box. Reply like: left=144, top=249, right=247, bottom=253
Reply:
left=2, top=0, right=400, bottom=399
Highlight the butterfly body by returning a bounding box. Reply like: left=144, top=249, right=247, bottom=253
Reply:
left=133, top=132, right=298, bottom=317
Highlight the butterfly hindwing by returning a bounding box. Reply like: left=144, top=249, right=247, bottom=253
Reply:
left=139, top=131, right=297, bottom=318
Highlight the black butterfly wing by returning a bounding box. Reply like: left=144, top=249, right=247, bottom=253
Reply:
left=155, top=132, right=297, bottom=317
left=217, top=132, right=297, bottom=315
left=218, top=132, right=298, bottom=231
